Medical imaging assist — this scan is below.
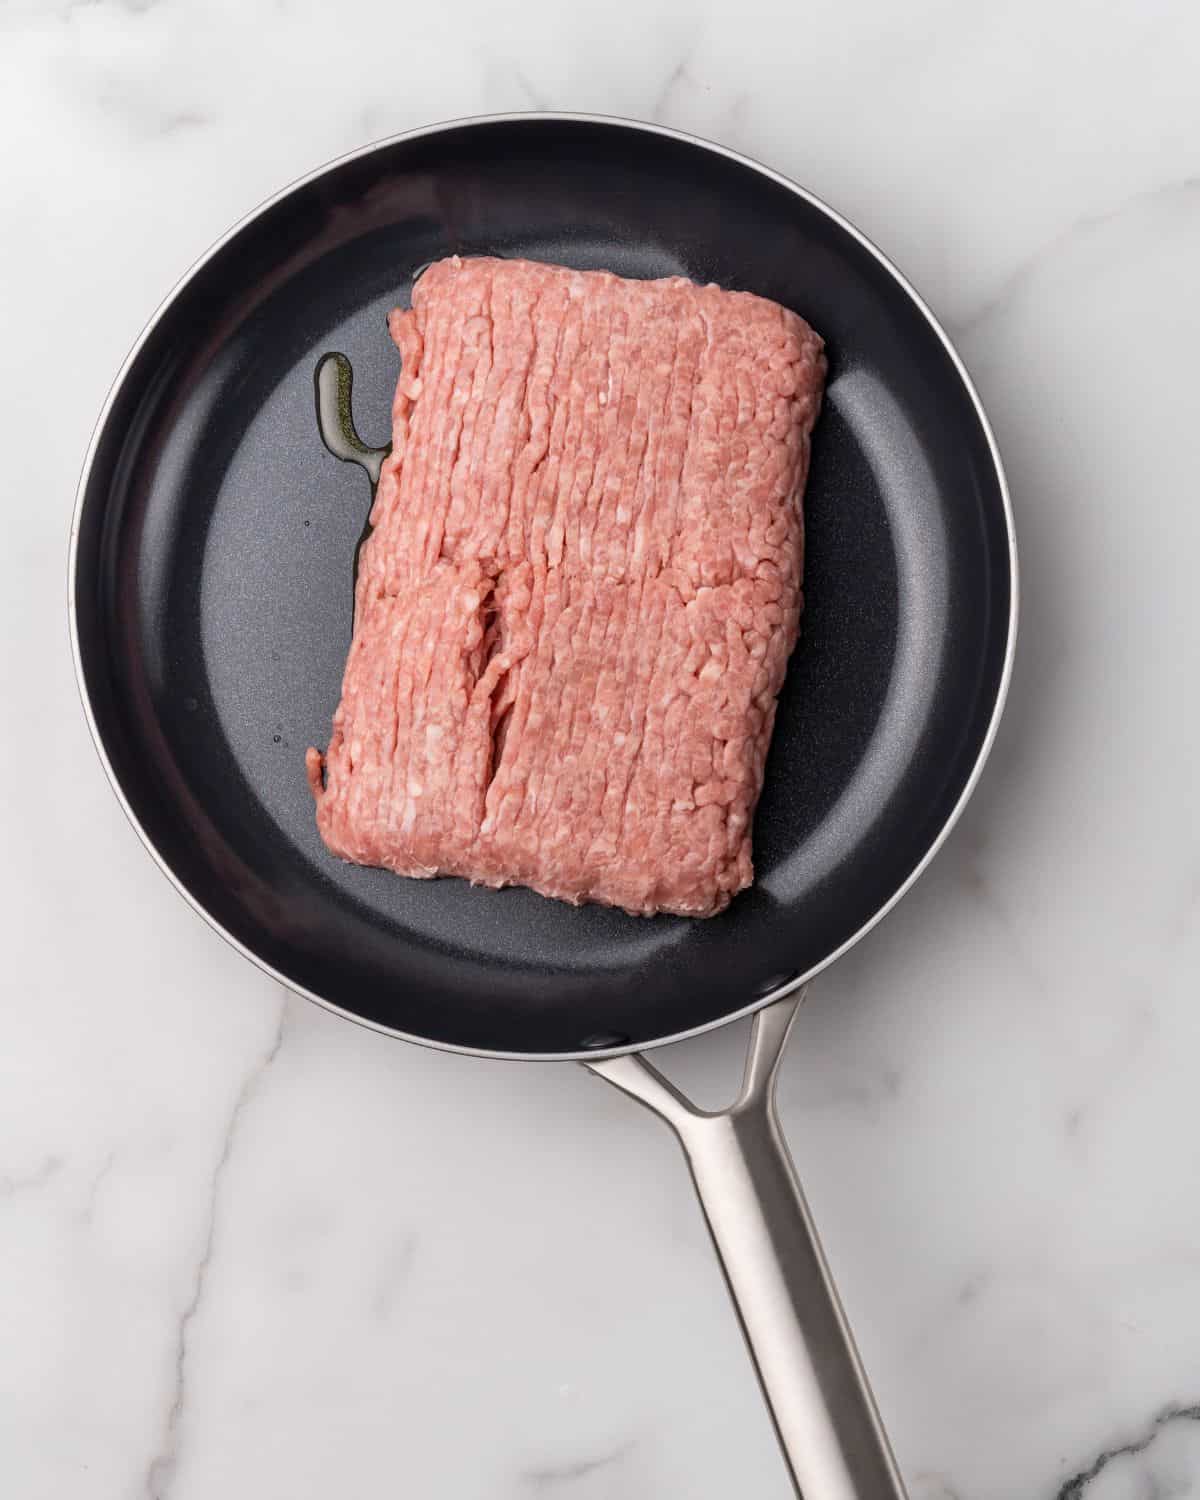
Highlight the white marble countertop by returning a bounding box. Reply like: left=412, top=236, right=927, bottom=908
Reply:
left=4, top=2, right=1200, bottom=1496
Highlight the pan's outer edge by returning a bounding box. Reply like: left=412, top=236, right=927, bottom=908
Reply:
left=67, top=110, right=1019, bottom=1063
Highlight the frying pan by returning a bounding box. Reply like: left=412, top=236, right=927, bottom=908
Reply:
left=69, top=114, right=1016, bottom=1499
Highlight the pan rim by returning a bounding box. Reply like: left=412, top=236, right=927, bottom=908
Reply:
left=68, top=110, right=1018, bottom=1062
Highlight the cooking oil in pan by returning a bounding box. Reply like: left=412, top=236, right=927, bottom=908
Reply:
left=314, top=351, right=390, bottom=484
left=313, top=351, right=391, bottom=604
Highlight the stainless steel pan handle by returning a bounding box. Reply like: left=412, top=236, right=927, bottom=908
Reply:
left=585, top=991, right=907, bottom=1500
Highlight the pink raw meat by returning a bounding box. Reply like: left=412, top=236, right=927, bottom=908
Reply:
left=307, top=256, right=825, bottom=916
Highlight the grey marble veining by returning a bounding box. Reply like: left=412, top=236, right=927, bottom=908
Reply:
left=2, top=1, right=1199, bottom=1496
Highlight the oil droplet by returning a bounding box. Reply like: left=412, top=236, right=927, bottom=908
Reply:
left=314, top=352, right=391, bottom=485
left=273, top=734, right=281, bottom=743
left=314, top=351, right=395, bottom=612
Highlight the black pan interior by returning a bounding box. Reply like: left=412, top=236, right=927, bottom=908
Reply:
left=73, top=117, right=1012, bottom=1056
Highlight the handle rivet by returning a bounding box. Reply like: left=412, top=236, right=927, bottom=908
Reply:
left=755, top=971, right=800, bottom=997
left=582, top=1031, right=631, bottom=1050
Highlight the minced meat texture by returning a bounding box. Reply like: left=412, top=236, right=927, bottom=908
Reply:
left=307, top=256, right=825, bottom=916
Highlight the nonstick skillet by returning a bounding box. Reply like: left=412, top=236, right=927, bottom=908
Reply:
left=70, top=114, right=1016, bottom=1500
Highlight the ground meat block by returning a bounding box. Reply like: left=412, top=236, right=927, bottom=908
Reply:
left=307, top=256, right=825, bottom=916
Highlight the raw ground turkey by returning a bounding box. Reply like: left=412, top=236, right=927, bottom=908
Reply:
left=307, top=256, right=825, bottom=916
